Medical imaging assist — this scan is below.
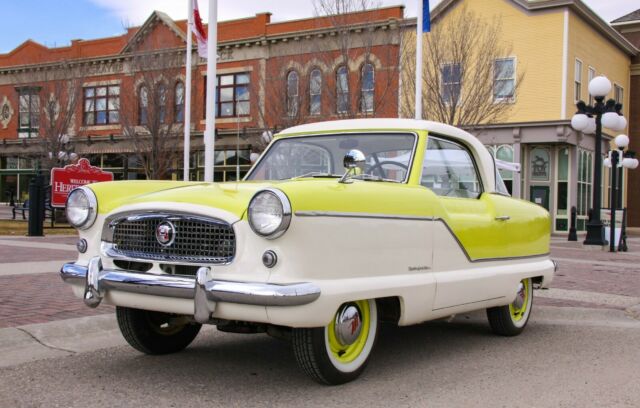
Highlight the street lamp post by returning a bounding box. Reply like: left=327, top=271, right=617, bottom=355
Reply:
left=570, top=76, right=627, bottom=246
left=604, top=134, right=639, bottom=252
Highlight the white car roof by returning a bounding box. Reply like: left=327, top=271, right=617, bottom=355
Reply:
left=278, top=119, right=497, bottom=192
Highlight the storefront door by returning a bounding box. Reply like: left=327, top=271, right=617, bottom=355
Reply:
left=530, top=186, right=550, bottom=211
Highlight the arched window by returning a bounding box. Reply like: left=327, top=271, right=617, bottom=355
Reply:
left=336, top=66, right=349, bottom=114
left=309, top=69, right=322, bottom=115
left=158, top=83, right=167, bottom=124
left=286, top=71, right=299, bottom=117
left=138, top=85, right=148, bottom=125
left=360, top=63, right=374, bottom=113
left=174, top=81, right=185, bottom=123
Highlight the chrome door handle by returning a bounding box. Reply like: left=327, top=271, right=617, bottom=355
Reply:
left=495, top=216, right=511, bottom=221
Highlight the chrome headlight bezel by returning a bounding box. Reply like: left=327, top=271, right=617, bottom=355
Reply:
left=247, top=188, right=292, bottom=239
left=65, top=186, right=98, bottom=230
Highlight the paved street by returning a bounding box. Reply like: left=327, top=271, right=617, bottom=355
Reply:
left=0, top=232, right=639, bottom=406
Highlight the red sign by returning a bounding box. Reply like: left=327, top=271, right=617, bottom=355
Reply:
left=50, top=158, right=114, bottom=207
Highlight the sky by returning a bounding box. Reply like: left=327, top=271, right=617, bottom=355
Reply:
left=2, top=0, right=639, bottom=53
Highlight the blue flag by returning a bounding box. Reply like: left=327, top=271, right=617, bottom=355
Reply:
left=422, top=0, right=431, bottom=32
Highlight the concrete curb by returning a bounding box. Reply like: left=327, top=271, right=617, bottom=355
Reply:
left=2, top=305, right=640, bottom=370
left=0, top=313, right=123, bottom=368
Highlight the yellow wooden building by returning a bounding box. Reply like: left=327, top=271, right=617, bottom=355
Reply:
left=402, top=0, right=638, bottom=233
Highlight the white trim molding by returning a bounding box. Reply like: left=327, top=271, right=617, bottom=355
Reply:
left=561, top=8, right=569, bottom=119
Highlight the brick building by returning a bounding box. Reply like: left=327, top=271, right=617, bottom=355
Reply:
left=612, top=9, right=640, bottom=228
left=0, top=7, right=404, bottom=202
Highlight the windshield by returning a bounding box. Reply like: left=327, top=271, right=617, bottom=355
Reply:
left=247, top=133, right=416, bottom=182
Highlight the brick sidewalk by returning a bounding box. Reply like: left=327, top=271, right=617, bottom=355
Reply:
left=0, top=235, right=638, bottom=328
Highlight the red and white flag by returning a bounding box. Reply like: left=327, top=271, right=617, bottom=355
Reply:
left=192, top=0, right=208, bottom=58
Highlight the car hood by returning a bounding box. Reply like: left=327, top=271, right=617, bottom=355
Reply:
left=88, top=178, right=429, bottom=220
left=89, top=181, right=272, bottom=219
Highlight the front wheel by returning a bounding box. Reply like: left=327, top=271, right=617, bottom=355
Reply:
left=116, top=307, right=202, bottom=355
left=292, top=299, right=378, bottom=385
left=486, top=278, right=533, bottom=336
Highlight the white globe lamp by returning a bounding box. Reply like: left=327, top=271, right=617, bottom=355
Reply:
left=584, top=118, right=597, bottom=135
left=588, top=76, right=612, bottom=98
left=602, top=112, right=620, bottom=130
left=614, top=134, right=630, bottom=150
left=571, top=113, right=590, bottom=131
left=617, top=116, right=627, bottom=131
left=603, top=157, right=612, bottom=168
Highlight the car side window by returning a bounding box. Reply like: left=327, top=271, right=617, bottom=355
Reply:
left=421, top=137, right=482, bottom=199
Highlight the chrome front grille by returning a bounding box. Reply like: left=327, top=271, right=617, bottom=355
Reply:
left=107, top=214, right=235, bottom=264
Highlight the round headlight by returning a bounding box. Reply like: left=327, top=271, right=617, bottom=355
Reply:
left=65, top=187, right=98, bottom=229
left=248, top=189, right=291, bottom=239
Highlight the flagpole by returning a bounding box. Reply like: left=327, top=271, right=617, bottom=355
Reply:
left=204, top=0, right=218, bottom=182
left=183, top=0, right=193, bottom=182
left=415, top=0, right=423, bottom=120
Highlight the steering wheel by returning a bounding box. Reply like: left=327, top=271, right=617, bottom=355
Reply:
left=365, top=161, right=408, bottom=179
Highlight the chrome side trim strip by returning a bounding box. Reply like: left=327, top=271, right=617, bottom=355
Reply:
left=60, top=260, right=321, bottom=308
left=432, top=296, right=507, bottom=311
left=295, top=211, right=434, bottom=222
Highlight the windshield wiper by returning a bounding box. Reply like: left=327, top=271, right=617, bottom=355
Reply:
left=349, top=174, right=401, bottom=183
left=291, top=172, right=342, bottom=180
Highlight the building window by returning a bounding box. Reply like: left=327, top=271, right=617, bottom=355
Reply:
left=587, top=67, right=596, bottom=105
left=614, top=84, right=624, bottom=104
left=175, top=81, right=185, bottom=123
left=138, top=86, right=148, bottom=125
left=336, top=66, right=349, bottom=114
left=286, top=71, right=299, bottom=117
left=309, top=69, right=322, bottom=116
left=208, top=73, right=250, bottom=118
left=577, top=148, right=593, bottom=231
left=494, top=58, right=515, bottom=102
left=441, top=63, right=461, bottom=104
left=84, top=85, right=119, bottom=126
left=158, top=83, right=167, bottom=124
left=360, top=63, right=375, bottom=113
left=530, top=147, right=550, bottom=181
left=487, top=144, right=514, bottom=195
left=556, top=146, right=570, bottom=232
left=574, top=59, right=582, bottom=102
left=17, top=87, right=40, bottom=138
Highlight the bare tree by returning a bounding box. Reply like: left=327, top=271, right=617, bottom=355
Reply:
left=257, top=0, right=402, bottom=130
left=119, top=48, right=185, bottom=180
left=10, top=62, right=88, bottom=171
left=401, top=6, right=524, bottom=128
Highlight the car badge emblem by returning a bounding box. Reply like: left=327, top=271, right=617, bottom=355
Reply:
left=155, top=221, right=176, bottom=247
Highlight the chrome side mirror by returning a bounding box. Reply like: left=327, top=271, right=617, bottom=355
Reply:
left=343, top=149, right=366, bottom=169
left=340, top=149, right=366, bottom=183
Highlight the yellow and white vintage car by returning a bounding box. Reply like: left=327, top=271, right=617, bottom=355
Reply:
left=61, top=119, right=555, bottom=385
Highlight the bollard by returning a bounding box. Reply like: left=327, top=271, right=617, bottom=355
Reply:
left=27, top=175, right=45, bottom=237
left=568, top=206, right=578, bottom=241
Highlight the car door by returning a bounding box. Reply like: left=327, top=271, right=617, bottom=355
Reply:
left=420, top=136, right=509, bottom=310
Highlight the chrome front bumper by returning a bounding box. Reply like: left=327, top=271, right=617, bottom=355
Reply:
left=60, top=257, right=321, bottom=323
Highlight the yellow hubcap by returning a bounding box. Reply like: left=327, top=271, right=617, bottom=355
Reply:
left=509, top=279, right=531, bottom=321
left=327, top=300, right=370, bottom=364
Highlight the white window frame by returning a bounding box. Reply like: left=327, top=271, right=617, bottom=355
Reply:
left=614, top=83, right=624, bottom=105
left=493, top=57, right=517, bottom=103
left=587, top=66, right=596, bottom=105
left=574, top=58, right=583, bottom=103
